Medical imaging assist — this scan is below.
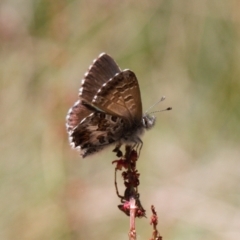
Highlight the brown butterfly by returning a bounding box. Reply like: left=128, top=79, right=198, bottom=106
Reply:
left=66, top=53, right=158, bottom=158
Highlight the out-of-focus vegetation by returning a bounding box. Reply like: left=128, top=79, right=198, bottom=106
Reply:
left=1, top=0, right=240, bottom=239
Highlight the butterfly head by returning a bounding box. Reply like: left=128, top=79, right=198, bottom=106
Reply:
left=142, top=96, right=172, bottom=130
left=142, top=114, right=156, bottom=130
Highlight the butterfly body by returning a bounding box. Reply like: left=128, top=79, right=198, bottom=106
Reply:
left=66, top=53, right=155, bottom=158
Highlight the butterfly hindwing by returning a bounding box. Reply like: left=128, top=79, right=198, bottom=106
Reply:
left=66, top=100, right=92, bottom=132
left=70, top=112, right=126, bottom=157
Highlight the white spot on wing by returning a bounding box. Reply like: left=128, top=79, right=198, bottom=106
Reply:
left=73, top=100, right=80, bottom=107
left=114, top=72, right=120, bottom=77
left=79, top=87, right=83, bottom=95
left=84, top=71, right=90, bottom=77
left=99, top=52, right=106, bottom=57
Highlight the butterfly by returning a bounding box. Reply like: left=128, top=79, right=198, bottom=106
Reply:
left=66, top=53, right=159, bottom=158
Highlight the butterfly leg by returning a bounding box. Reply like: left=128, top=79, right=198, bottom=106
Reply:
left=136, top=137, right=143, bottom=157
left=114, top=166, right=124, bottom=200
left=112, top=143, right=123, bottom=157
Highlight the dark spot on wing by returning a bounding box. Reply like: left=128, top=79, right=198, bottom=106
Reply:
left=97, top=135, right=106, bottom=144
left=111, top=116, right=117, bottom=122
left=99, top=113, right=105, bottom=119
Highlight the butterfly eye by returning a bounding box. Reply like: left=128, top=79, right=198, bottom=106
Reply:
left=142, top=115, right=155, bottom=130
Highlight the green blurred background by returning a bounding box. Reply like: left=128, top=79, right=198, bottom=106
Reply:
left=1, top=0, right=240, bottom=239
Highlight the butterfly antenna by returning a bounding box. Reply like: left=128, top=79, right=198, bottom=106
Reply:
left=149, top=107, right=172, bottom=115
left=145, top=96, right=166, bottom=114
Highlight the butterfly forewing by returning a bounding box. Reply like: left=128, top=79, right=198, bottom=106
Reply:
left=92, top=70, right=143, bottom=122
left=80, top=53, right=121, bottom=103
